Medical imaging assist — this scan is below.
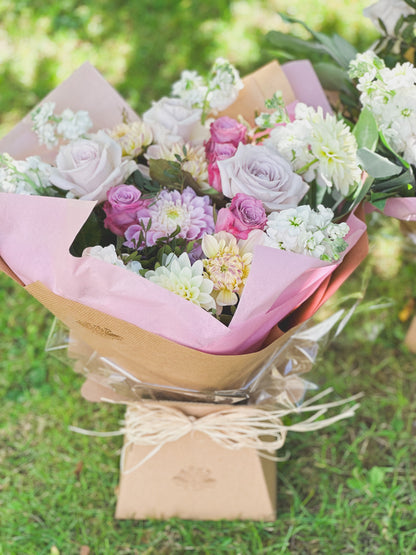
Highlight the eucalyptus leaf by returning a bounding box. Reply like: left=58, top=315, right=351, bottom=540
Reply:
left=314, top=62, right=355, bottom=95
left=353, top=108, right=379, bottom=151
left=357, top=148, right=403, bottom=178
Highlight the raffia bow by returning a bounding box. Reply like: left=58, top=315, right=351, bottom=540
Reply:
left=70, top=387, right=363, bottom=474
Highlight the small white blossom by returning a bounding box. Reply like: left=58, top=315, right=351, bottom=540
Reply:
left=31, top=102, right=93, bottom=148
left=264, top=205, right=349, bottom=261
left=0, top=153, right=53, bottom=194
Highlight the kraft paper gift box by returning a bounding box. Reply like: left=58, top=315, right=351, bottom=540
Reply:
left=0, top=59, right=368, bottom=520
left=81, top=380, right=278, bottom=521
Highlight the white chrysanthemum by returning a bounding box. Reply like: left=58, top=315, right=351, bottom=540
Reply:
left=265, top=205, right=349, bottom=261
left=307, top=108, right=361, bottom=195
left=267, top=119, right=315, bottom=180
left=145, top=252, right=215, bottom=311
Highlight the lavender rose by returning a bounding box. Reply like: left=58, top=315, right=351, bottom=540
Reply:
left=217, top=143, right=309, bottom=211
left=50, top=131, right=137, bottom=202
left=215, top=193, right=267, bottom=239
left=143, top=97, right=204, bottom=145
left=103, top=184, right=151, bottom=236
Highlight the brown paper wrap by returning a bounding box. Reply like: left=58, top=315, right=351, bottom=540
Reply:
left=219, top=60, right=296, bottom=125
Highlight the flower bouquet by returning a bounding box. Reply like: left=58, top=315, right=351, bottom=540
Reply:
left=0, top=58, right=367, bottom=520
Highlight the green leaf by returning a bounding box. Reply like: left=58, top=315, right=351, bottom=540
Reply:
left=357, top=148, right=403, bottom=178
left=265, top=30, right=328, bottom=58
left=378, top=131, right=410, bottom=169
left=148, top=159, right=182, bottom=188
left=70, top=209, right=103, bottom=257
left=353, top=108, right=379, bottom=151
left=278, top=14, right=357, bottom=68
left=314, top=62, right=355, bottom=95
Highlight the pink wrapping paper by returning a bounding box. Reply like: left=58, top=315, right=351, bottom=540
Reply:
left=0, top=62, right=367, bottom=354
left=379, top=198, right=416, bottom=221
left=0, top=192, right=365, bottom=354
left=282, top=60, right=332, bottom=115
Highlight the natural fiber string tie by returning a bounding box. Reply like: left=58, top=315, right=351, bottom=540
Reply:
left=69, top=387, right=363, bottom=474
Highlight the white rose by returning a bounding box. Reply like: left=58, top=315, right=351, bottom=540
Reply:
left=217, top=143, right=309, bottom=212
left=143, top=97, right=204, bottom=145
left=50, top=130, right=137, bottom=202
left=364, top=0, right=414, bottom=36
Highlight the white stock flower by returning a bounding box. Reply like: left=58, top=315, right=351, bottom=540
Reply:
left=171, top=70, right=208, bottom=108
left=56, top=109, right=92, bottom=141
left=207, top=57, right=244, bottom=112
left=267, top=119, right=315, bottom=179
left=145, top=252, right=215, bottom=311
left=354, top=59, right=416, bottom=157
left=31, top=102, right=93, bottom=148
left=0, top=154, right=52, bottom=194
left=265, top=205, right=349, bottom=261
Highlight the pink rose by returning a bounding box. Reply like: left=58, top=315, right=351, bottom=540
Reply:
left=209, top=116, right=247, bottom=146
left=207, top=143, right=237, bottom=192
left=103, top=184, right=151, bottom=236
left=215, top=193, right=267, bottom=239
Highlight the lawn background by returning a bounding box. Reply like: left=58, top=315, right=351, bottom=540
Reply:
left=1, top=1, right=416, bottom=553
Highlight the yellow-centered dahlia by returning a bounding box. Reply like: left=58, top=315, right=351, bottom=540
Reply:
left=202, top=231, right=257, bottom=307
left=110, top=120, right=153, bottom=157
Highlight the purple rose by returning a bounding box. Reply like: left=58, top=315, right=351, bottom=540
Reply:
left=215, top=193, right=267, bottom=239
left=209, top=116, right=247, bottom=146
left=103, top=184, right=151, bottom=236
left=218, top=143, right=309, bottom=211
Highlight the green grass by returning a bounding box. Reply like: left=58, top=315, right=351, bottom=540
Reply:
left=1, top=1, right=416, bottom=553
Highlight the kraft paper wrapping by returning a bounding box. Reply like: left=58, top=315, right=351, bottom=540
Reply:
left=25, top=280, right=299, bottom=392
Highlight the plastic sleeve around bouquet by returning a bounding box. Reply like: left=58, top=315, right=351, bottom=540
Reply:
left=45, top=296, right=361, bottom=408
